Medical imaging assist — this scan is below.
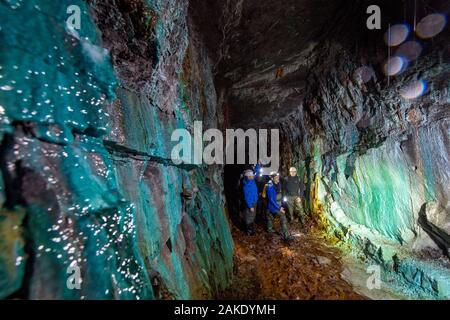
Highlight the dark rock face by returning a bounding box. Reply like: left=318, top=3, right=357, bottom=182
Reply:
left=0, top=0, right=232, bottom=299
left=218, top=0, right=380, bottom=128
left=91, top=0, right=159, bottom=91
left=215, top=0, right=450, bottom=298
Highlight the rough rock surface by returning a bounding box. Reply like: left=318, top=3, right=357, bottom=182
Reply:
left=215, top=0, right=450, bottom=299
left=0, top=0, right=232, bottom=299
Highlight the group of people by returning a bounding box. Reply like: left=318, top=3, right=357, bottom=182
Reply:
left=239, top=165, right=306, bottom=242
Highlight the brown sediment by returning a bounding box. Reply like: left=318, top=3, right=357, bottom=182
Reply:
left=219, top=223, right=365, bottom=300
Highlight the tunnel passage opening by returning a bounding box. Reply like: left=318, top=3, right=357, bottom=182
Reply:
left=224, top=163, right=247, bottom=228
left=222, top=129, right=286, bottom=230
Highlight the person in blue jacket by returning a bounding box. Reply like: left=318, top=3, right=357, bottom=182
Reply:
left=265, top=172, right=293, bottom=242
left=242, top=169, right=258, bottom=235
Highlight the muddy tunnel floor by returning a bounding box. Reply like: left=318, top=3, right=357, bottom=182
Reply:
left=218, top=222, right=365, bottom=300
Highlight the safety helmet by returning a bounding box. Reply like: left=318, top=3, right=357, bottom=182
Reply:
left=243, top=169, right=254, bottom=178
left=269, top=171, right=279, bottom=178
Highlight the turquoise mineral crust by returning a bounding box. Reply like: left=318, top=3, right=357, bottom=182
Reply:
left=0, top=0, right=233, bottom=299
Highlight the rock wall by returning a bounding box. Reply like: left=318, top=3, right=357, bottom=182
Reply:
left=217, top=0, right=450, bottom=299
left=279, top=5, right=450, bottom=299
left=0, top=0, right=233, bottom=299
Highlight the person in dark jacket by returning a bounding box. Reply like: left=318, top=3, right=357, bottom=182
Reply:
left=265, top=172, right=293, bottom=241
left=283, top=167, right=305, bottom=226
left=242, top=169, right=258, bottom=235
left=255, top=173, right=267, bottom=220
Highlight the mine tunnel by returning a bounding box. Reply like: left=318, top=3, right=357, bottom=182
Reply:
left=0, top=0, right=449, bottom=302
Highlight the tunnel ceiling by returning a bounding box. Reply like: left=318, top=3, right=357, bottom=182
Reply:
left=191, top=0, right=449, bottom=129
left=191, top=0, right=375, bottom=128
left=219, top=0, right=347, bottom=128
left=0, top=0, right=449, bottom=301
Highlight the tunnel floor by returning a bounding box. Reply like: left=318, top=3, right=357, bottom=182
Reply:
left=218, top=222, right=365, bottom=300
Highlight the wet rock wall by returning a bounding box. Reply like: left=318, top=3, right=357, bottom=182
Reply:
left=0, top=0, right=233, bottom=299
